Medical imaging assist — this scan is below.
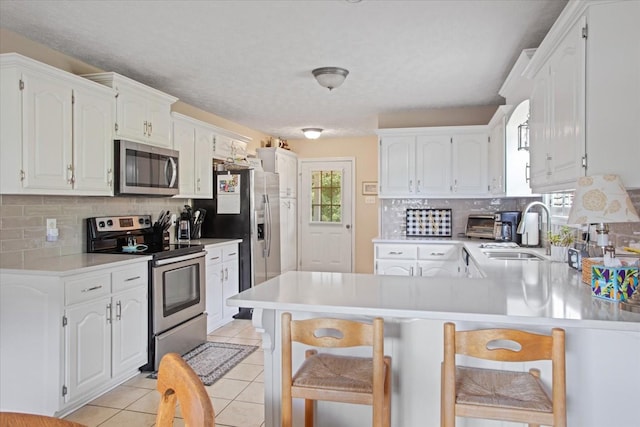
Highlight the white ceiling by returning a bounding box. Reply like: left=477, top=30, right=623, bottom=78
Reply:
left=0, top=0, right=567, bottom=140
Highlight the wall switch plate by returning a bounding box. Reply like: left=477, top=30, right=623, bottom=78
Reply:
left=46, top=218, right=56, bottom=230
left=365, top=196, right=376, bottom=204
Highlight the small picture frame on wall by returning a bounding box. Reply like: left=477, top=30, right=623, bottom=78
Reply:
left=362, top=181, right=378, bottom=195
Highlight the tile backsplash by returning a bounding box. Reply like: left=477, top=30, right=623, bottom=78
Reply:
left=380, top=197, right=540, bottom=239
left=380, top=190, right=640, bottom=248
left=0, top=194, right=188, bottom=268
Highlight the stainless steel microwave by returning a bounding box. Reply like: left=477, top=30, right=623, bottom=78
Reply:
left=114, top=140, right=179, bottom=196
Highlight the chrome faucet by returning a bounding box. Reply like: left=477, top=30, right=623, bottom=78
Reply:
left=517, top=201, right=551, bottom=255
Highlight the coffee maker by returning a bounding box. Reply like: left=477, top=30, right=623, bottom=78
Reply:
left=493, top=211, right=523, bottom=244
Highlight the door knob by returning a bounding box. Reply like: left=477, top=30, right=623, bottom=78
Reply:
left=345, top=224, right=351, bottom=229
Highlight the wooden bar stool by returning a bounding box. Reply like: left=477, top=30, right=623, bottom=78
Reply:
left=155, top=352, right=215, bottom=427
left=281, top=312, right=391, bottom=427
left=441, top=322, right=566, bottom=427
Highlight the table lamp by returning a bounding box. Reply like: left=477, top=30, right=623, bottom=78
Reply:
left=567, top=175, right=640, bottom=313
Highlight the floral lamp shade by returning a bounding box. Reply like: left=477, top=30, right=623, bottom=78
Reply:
left=567, top=175, right=640, bottom=225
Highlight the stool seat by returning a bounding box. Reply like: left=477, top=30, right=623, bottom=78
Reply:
left=293, top=354, right=376, bottom=393
left=456, top=366, right=552, bottom=412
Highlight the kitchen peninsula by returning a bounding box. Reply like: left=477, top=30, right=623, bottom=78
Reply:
left=228, top=242, right=640, bottom=427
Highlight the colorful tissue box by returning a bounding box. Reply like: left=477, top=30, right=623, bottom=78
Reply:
left=591, top=265, right=638, bottom=301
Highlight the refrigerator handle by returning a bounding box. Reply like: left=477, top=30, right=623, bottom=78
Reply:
left=264, top=194, right=271, bottom=257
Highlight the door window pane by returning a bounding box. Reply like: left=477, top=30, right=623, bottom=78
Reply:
left=310, top=170, right=342, bottom=223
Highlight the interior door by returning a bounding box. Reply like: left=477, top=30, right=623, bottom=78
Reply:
left=299, top=159, right=354, bottom=273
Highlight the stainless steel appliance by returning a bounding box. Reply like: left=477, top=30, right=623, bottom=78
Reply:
left=193, top=168, right=281, bottom=319
left=464, top=214, right=496, bottom=239
left=86, top=215, right=205, bottom=371
left=114, top=140, right=179, bottom=196
left=493, top=211, right=523, bottom=244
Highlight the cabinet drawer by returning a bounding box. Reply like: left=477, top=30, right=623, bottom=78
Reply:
left=375, top=244, right=417, bottom=259
left=65, top=273, right=111, bottom=305
left=222, top=244, right=239, bottom=260
left=112, top=264, right=147, bottom=293
left=417, top=244, right=458, bottom=260
left=205, top=247, right=223, bottom=265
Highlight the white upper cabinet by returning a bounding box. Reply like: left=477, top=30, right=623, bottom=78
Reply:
left=82, top=72, right=177, bottom=148
left=172, top=113, right=214, bottom=199
left=487, top=107, right=508, bottom=196
left=377, top=126, right=489, bottom=198
left=257, top=147, right=298, bottom=198
left=0, top=53, right=116, bottom=196
left=525, top=1, right=640, bottom=190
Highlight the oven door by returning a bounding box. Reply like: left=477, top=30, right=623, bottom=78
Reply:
left=151, top=251, right=206, bottom=334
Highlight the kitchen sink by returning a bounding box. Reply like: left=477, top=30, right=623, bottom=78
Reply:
left=482, top=251, right=546, bottom=261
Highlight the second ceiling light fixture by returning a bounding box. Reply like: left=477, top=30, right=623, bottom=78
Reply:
left=303, top=66, right=350, bottom=139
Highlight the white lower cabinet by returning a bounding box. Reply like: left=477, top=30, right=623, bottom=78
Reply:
left=374, top=243, right=464, bottom=277
left=0, top=260, right=148, bottom=416
left=205, top=241, right=240, bottom=333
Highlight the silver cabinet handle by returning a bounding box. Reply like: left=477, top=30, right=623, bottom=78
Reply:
left=416, top=179, right=421, bottom=193
left=116, top=301, right=122, bottom=320
left=418, top=266, right=423, bottom=276
left=388, top=251, right=403, bottom=255
left=228, top=252, right=237, bottom=256
left=409, top=179, right=413, bottom=192
left=525, top=163, right=530, bottom=183
left=409, top=266, right=414, bottom=276
left=430, top=252, right=445, bottom=256
left=107, top=168, right=113, bottom=187
left=106, top=303, right=112, bottom=324
left=67, top=164, right=74, bottom=185
left=143, top=121, right=148, bottom=136
left=148, top=121, right=152, bottom=136
left=209, top=256, right=221, bottom=261
left=82, top=285, right=103, bottom=293
left=124, top=276, right=141, bottom=282
left=224, top=267, right=228, bottom=280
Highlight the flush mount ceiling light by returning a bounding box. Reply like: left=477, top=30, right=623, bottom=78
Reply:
left=302, top=128, right=323, bottom=139
left=312, top=67, right=349, bottom=91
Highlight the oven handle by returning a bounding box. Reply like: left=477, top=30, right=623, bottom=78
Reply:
left=154, top=251, right=205, bottom=266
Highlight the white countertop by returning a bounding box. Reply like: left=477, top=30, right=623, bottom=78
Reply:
left=229, top=241, right=640, bottom=332
left=0, top=253, right=151, bottom=276
left=192, top=238, right=242, bottom=247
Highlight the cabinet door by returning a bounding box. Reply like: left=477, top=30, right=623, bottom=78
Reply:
left=116, top=91, right=147, bottom=142
left=379, top=136, right=415, bottom=196
left=72, top=86, right=115, bottom=195
left=112, top=287, right=147, bottom=377
left=452, top=133, right=488, bottom=195
left=415, top=135, right=451, bottom=195
left=22, top=71, right=73, bottom=190
left=213, top=134, right=233, bottom=160
left=146, top=98, right=172, bottom=148
left=529, top=68, right=551, bottom=188
left=375, top=260, right=415, bottom=276
left=417, top=261, right=460, bottom=277
left=222, top=258, right=239, bottom=320
left=488, top=117, right=506, bottom=195
left=194, top=126, right=214, bottom=198
left=205, top=247, right=223, bottom=333
left=66, top=297, right=111, bottom=402
left=173, top=119, right=196, bottom=197
left=547, top=17, right=586, bottom=187
left=280, top=198, right=297, bottom=273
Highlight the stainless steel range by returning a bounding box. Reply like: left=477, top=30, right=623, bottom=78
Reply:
left=86, top=215, right=206, bottom=371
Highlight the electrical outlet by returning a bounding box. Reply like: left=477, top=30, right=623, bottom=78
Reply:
left=46, top=218, right=56, bottom=230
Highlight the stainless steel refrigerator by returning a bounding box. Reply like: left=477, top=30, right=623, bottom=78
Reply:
left=194, top=168, right=280, bottom=318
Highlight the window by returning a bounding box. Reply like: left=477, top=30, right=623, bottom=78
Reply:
left=545, top=192, right=574, bottom=219
left=310, top=170, right=342, bottom=223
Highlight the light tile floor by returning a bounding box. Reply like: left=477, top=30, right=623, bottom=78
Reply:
left=64, top=319, right=264, bottom=427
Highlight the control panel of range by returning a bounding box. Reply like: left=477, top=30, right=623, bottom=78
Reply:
left=94, top=215, right=152, bottom=231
